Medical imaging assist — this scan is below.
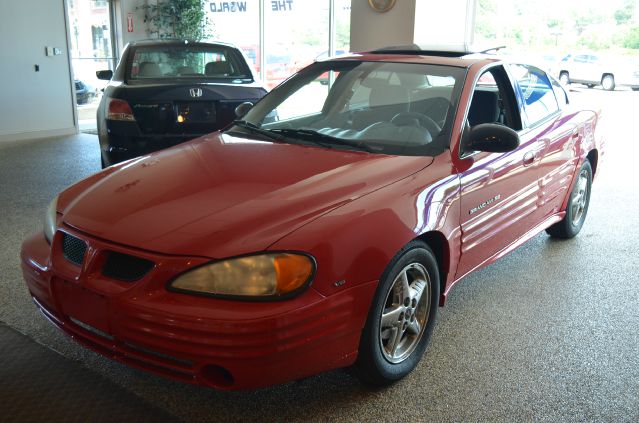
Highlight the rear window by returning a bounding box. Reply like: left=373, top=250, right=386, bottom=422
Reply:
left=128, top=45, right=252, bottom=82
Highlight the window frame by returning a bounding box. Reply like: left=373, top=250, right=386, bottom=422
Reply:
left=508, top=64, right=561, bottom=130
left=459, top=64, right=524, bottom=160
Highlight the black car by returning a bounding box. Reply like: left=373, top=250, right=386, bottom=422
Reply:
left=96, top=39, right=267, bottom=167
left=75, top=80, right=96, bottom=104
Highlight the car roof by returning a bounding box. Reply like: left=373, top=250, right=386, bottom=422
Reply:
left=325, top=44, right=504, bottom=68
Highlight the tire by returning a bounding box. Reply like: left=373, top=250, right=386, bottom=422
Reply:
left=559, top=72, right=570, bottom=85
left=601, top=74, right=615, bottom=91
left=546, top=160, right=592, bottom=239
left=354, top=240, right=440, bottom=385
left=587, top=84, right=595, bottom=89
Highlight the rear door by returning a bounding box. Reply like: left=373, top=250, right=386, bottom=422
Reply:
left=456, top=65, right=545, bottom=279
left=512, top=65, right=578, bottom=220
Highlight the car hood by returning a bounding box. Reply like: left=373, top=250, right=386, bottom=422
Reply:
left=59, top=133, right=433, bottom=258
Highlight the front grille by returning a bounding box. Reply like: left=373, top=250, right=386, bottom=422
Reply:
left=102, top=251, right=154, bottom=282
left=62, top=233, right=87, bottom=266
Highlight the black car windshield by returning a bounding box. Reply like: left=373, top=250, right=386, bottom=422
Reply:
left=128, top=45, right=253, bottom=82
left=228, top=60, right=466, bottom=156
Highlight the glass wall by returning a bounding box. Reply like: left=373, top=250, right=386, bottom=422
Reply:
left=205, top=0, right=351, bottom=89
left=205, top=0, right=260, bottom=77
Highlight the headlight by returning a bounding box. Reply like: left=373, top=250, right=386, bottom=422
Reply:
left=43, top=196, right=58, bottom=244
left=169, top=253, right=315, bottom=299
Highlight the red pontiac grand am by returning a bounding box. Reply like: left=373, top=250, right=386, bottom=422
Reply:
left=21, top=46, right=602, bottom=390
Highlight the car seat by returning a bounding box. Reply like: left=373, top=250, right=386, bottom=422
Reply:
left=138, top=62, right=162, bottom=78
left=467, top=90, right=500, bottom=126
left=205, top=61, right=232, bottom=76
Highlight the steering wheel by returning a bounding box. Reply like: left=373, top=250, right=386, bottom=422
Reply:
left=391, top=112, right=442, bottom=136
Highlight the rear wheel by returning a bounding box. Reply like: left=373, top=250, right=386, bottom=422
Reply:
left=601, top=74, right=615, bottom=91
left=354, top=241, right=439, bottom=385
left=559, top=72, right=570, bottom=85
left=546, top=160, right=592, bottom=239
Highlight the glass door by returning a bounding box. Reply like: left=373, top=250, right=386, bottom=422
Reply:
left=67, top=0, right=117, bottom=133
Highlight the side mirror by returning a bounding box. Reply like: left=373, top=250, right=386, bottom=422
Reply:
left=96, top=70, right=113, bottom=80
left=235, top=102, right=254, bottom=118
left=464, top=123, right=520, bottom=153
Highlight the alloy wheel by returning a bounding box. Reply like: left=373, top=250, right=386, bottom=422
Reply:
left=379, top=263, right=431, bottom=364
left=571, top=168, right=590, bottom=226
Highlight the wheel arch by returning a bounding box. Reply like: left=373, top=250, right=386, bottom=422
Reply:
left=415, top=231, right=450, bottom=307
left=587, top=149, right=599, bottom=177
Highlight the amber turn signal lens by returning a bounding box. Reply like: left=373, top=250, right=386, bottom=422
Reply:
left=274, top=254, right=314, bottom=294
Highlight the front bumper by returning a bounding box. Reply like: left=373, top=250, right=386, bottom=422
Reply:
left=21, top=228, right=377, bottom=390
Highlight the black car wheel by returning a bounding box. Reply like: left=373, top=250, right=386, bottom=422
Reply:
left=354, top=240, right=439, bottom=385
left=546, top=160, right=592, bottom=239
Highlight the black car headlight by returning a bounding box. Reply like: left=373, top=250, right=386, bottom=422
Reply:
left=169, top=253, right=315, bottom=299
left=43, top=197, right=58, bottom=244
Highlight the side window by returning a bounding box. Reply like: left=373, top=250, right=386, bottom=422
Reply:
left=510, top=64, right=559, bottom=127
left=467, top=66, right=521, bottom=131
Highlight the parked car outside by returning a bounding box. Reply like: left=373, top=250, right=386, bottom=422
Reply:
left=96, top=39, right=268, bottom=167
left=74, top=80, right=97, bottom=105
left=240, top=44, right=295, bottom=89
left=557, top=53, right=639, bottom=91
left=22, top=46, right=603, bottom=390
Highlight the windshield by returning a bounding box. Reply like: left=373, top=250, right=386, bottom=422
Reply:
left=228, top=60, right=465, bottom=156
left=128, top=45, right=253, bottom=82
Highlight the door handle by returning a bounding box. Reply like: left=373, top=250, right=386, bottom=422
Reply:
left=523, top=151, right=535, bottom=166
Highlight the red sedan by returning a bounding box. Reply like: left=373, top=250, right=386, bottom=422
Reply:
left=21, top=47, right=602, bottom=390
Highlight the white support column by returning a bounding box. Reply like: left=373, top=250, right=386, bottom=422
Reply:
left=349, top=0, right=417, bottom=52
left=349, top=0, right=477, bottom=52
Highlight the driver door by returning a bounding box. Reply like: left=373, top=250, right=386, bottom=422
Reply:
left=455, top=65, right=544, bottom=279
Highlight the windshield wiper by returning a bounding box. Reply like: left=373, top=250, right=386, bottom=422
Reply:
left=268, top=128, right=374, bottom=152
left=229, top=120, right=283, bottom=142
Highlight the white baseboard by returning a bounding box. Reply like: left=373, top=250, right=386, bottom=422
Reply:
left=0, top=126, right=78, bottom=143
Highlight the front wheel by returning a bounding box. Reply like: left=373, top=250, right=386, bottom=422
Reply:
left=559, top=72, right=570, bottom=86
left=546, top=160, right=592, bottom=239
left=601, top=74, right=615, bottom=91
left=354, top=241, right=439, bottom=385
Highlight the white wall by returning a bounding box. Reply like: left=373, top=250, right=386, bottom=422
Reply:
left=0, top=0, right=76, bottom=142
